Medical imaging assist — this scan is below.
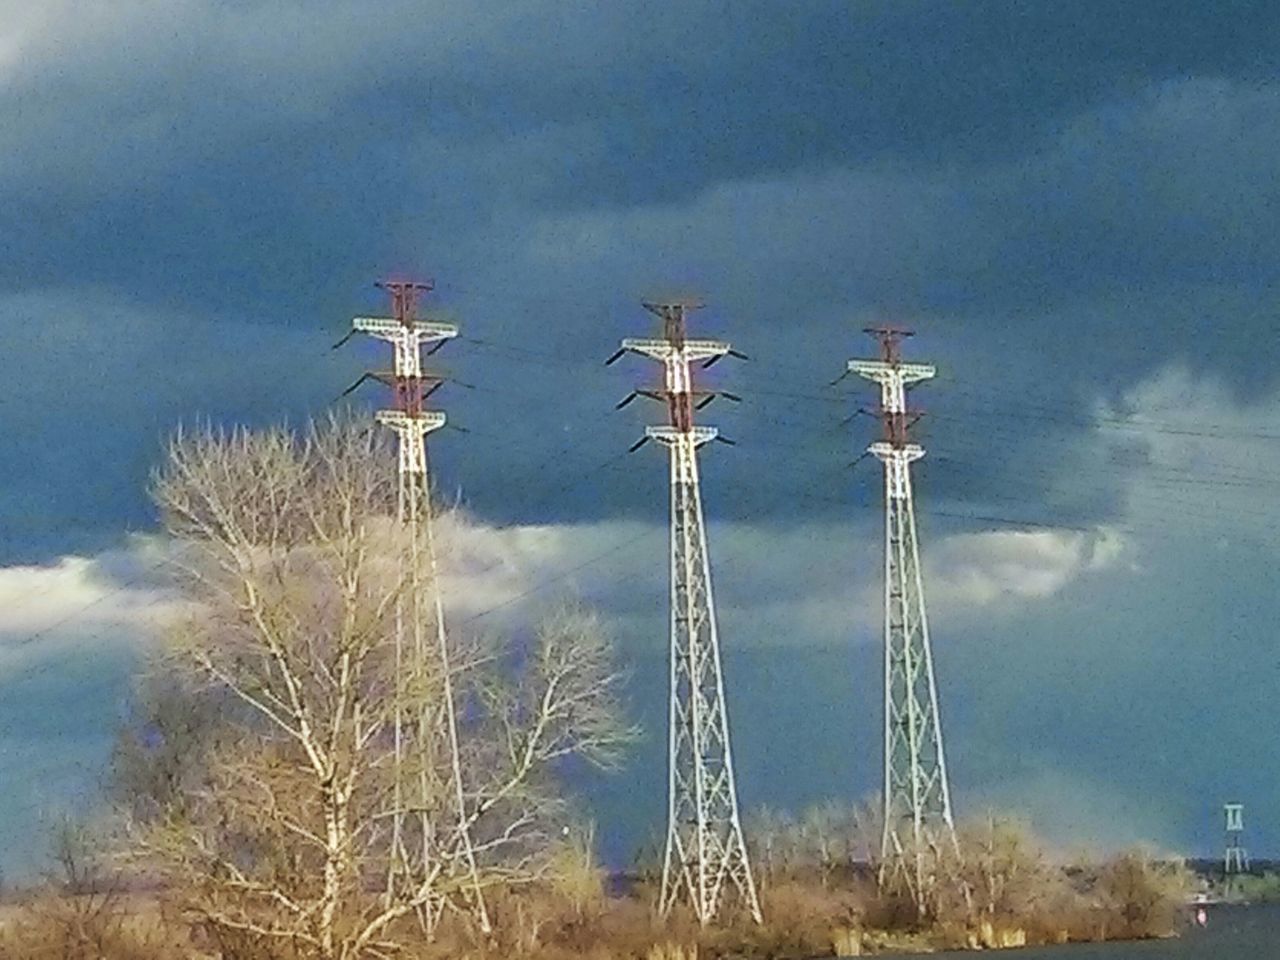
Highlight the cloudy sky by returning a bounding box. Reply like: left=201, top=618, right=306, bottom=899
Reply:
left=2, top=0, right=1280, bottom=873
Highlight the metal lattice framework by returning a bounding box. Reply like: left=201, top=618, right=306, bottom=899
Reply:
left=848, top=327, right=957, bottom=905
left=610, top=299, right=761, bottom=925
left=348, top=280, right=489, bottom=933
left=1224, top=803, right=1248, bottom=875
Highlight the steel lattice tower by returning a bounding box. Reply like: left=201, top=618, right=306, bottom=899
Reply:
left=610, top=299, right=761, bottom=925
left=347, top=280, right=489, bottom=933
left=848, top=327, right=957, bottom=904
left=1224, top=803, right=1248, bottom=875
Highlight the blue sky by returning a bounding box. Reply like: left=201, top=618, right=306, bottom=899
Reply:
left=2, top=0, right=1280, bottom=874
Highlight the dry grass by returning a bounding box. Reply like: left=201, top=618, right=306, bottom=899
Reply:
left=0, top=855, right=1192, bottom=960
left=0, top=894, right=197, bottom=960
left=0, top=807, right=1191, bottom=960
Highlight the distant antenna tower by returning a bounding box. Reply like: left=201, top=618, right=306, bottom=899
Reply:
left=344, top=280, right=489, bottom=932
left=1224, top=802, right=1248, bottom=874
left=608, top=299, right=761, bottom=925
left=848, top=327, right=958, bottom=905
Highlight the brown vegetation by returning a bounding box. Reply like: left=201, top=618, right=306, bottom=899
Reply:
left=0, top=809, right=1193, bottom=959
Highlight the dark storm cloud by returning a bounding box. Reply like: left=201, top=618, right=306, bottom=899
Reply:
left=3, top=0, right=1279, bottom=541
left=4, top=0, right=1280, bottom=871
left=0, top=289, right=355, bottom=564
left=442, top=73, right=1280, bottom=527
left=2, top=1, right=1277, bottom=308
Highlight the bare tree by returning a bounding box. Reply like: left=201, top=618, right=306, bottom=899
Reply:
left=112, top=666, right=227, bottom=823
left=747, top=796, right=882, bottom=890
left=29, top=817, right=131, bottom=960
left=1095, top=848, right=1193, bottom=939
left=941, top=815, right=1056, bottom=926
left=746, top=806, right=790, bottom=888
left=800, top=802, right=855, bottom=886
left=126, top=416, right=632, bottom=960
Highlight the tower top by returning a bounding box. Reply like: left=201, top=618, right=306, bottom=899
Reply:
left=643, top=296, right=705, bottom=313
left=849, top=328, right=934, bottom=452
left=375, top=279, right=435, bottom=326
left=1225, top=803, right=1245, bottom=832
left=863, top=326, right=915, bottom=365
left=613, top=298, right=740, bottom=440
left=642, top=298, right=704, bottom=344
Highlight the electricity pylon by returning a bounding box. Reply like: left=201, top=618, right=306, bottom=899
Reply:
left=848, top=327, right=957, bottom=906
left=1224, top=803, right=1248, bottom=875
left=609, top=299, right=762, bottom=925
left=346, top=280, right=489, bottom=933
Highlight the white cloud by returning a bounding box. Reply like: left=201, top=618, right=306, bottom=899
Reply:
left=927, top=527, right=1128, bottom=613
left=0, top=507, right=1122, bottom=672
left=434, top=513, right=661, bottom=628
left=0, top=555, right=163, bottom=636
left=1094, top=363, right=1280, bottom=547
left=0, top=513, right=658, bottom=676
left=436, top=514, right=1129, bottom=649
left=0, top=538, right=182, bottom=678
left=706, top=522, right=1128, bottom=646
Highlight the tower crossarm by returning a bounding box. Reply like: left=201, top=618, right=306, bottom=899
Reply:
left=848, top=359, right=936, bottom=383
left=623, top=338, right=730, bottom=399
left=849, top=359, right=935, bottom=416
left=374, top=410, right=446, bottom=476
left=353, top=318, right=458, bottom=378
left=622, top=337, right=731, bottom=364
left=868, top=441, right=925, bottom=499
left=647, top=426, right=718, bottom=484
left=353, top=317, right=459, bottom=340
left=373, top=409, right=447, bottom=431
left=619, top=337, right=732, bottom=433
left=647, top=425, right=718, bottom=448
